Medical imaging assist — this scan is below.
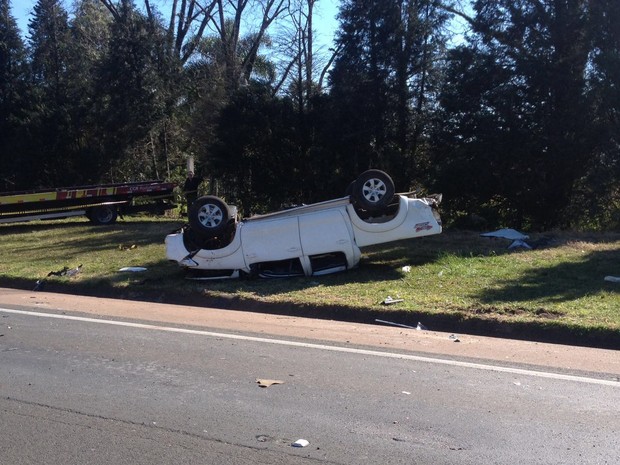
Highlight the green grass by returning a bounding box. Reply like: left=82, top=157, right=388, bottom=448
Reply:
left=1, top=216, right=619, bottom=345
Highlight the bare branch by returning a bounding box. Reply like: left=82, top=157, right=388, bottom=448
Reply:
left=144, top=0, right=153, bottom=21
left=180, top=1, right=217, bottom=63
left=273, top=49, right=302, bottom=96
left=99, top=0, right=120, bottom=20
left=241, top=0, right=288, bottom=81
left=318, top=43, right=341, bottom=91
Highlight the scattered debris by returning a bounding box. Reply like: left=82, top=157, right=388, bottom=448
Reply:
left=401, top=266, right=412, bottom=273
left=401, top=391, right=411, bottom=395
left=416, top=322, right=428, bottom=331
left=256, top=379, right=284, bottom=388
left=449, top=334, right=461, bottom=342
left=119, top=267, right=148, bottom=272
left=382, top=296, right=404, bottom=305
left=119, top=244, right=137, bottom=251
left=375, top=319, right=417, bottom=329
left=480, top=228, right=529, bottom=241
left=481, top=228, right=532, bottom=250
left=604, top=276, right=620, bottom=283
left=33, top=279, right=46, bottom=291
left=47, top=264, right=82, bottom=277
left=47, top=266, right=68, bottom=277
left=507, top=239, right=532, bottom=250
left=65, top=264, right=82, bottom=277
left=292, top=439, right=309, bottom=448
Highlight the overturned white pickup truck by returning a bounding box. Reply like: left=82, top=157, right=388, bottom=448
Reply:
left=165, top=170, right=442, bottom=278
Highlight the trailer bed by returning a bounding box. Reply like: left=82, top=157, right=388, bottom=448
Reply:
left=0, top=180, right=175, bottom=225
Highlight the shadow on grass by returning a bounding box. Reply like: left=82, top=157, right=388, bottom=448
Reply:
left=2, top=220, right=184, bottom=260
left=476, top=248, right=620, bottom=304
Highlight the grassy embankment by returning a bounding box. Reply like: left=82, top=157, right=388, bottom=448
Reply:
left=1, top=216, right=618, bottom=347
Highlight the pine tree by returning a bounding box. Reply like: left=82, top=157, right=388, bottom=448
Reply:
left=27, top=0, right=74, bottom=187
left=434, top=0, right=600, bottom=229
left=94, top=2, right=184, bottom=181
left=67, top=0, right=112, bottom=181
left=0, top=0, right=30, bottom=190
left=329, top=0, right=449, bottom=189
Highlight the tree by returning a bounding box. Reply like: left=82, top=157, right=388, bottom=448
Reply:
left=431, top=45, right=534, bottom=228
left=66, top=0, right=113, bottom=180
left=27, top=0, right=75, bottom=187
left=274, top=0, right=326, bottom=103
left=213, top=0, right=287, bottom=94
left=0, top=0, right=30, bottom=190
left=433, top=0, right=601, bottom=229
left=208, top=83, right=301, bottom=214
left=94, top=2, right=175, bottom=181
left=328, top=0, right=450, bottom=189
left=96, top=0, right=288, bottom=184
left=571, top=0, right=620, bottom=228
left=99, top=0, right=217, bottom=66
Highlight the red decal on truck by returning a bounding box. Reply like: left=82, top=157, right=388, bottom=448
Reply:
left=415, top=222, right=432, bottom=232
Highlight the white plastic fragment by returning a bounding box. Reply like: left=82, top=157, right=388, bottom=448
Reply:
left=481, top=229, right=532, bottom=250
left=119, top=267, right=148, bottom=272
left=401, top=266, right=411, bottom=273
left=292, top=439, right=309, bottom=448
left=416, top=322, right=428, bottom=331
left=604, top=276, right=620, bottom=283
left=508, top=239, right=532, bottom=250
left=382, top=296, right=404, bottom=305
left=480, top=228, right=529, bottom=240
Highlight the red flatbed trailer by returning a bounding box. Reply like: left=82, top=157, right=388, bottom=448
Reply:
left=0, top=180, right=176, bottom=225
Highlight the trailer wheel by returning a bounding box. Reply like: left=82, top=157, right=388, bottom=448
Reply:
left=88, top=205, right=118, bottom=225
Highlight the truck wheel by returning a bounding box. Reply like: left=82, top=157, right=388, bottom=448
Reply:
left=88, top=205, right=118, bottom=225
left=353, top=170, right=395, bottom=211
left=189, top=196, right=231, bottom=238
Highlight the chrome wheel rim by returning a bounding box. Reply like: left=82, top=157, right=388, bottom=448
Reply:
left=198, top=204, right=223, bottom=229
left=361, top=178, right=387, bottom=204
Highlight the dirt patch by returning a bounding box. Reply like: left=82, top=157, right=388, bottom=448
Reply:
left=464, top=305, right=564, bottom=319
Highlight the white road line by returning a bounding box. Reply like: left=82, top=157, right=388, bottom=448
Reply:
left=2, top=307, right=618, bottom=387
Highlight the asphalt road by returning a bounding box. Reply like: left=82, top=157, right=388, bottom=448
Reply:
left=1, top=289, right=619, bottom=464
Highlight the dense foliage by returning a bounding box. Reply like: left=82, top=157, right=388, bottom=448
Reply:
left=0, top=0, right=618, bottom=229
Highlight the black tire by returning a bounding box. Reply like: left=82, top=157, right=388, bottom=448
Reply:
left=189, top=196, right=231, bottom=238
left=88, top=205, right=118, bottom=225
left=353, top=170, right=395, bottom=211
